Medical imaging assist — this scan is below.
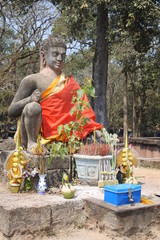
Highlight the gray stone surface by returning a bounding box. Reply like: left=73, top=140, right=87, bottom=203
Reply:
left=0, top=150, right=12, bottom=165
left=0, top=192, right=86, bottom=237
left=50, top=200, right=86, bottom=230
left=46, top=169, right=69, bottom=187
left=1, top=165, right=160, bottom=238
left=138, top=157, right=160, bottom=169
left=0, top=205, right=51, bottom=236
left=84, top=198, right=160, bottom=235
left=0, top=172, right=160, bottom=238
left=47, top=156, right=69, bottom=170
left=0, top=138, right=15, bottom=151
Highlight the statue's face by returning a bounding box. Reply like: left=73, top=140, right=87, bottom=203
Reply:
left=45, top=46, right=66, bottom=73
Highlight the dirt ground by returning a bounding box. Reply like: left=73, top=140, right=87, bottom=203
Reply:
left=1, top=167, right=160, bottom=240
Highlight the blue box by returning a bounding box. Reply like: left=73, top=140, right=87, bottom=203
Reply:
left=104, top=184, right=141, bottom=206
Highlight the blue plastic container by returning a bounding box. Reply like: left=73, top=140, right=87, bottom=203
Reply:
left=104, top=184, right=141, bottom=206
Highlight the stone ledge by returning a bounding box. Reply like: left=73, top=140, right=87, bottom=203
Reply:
left=1, top=205, right=51, bottom=237
left=84, top=198, right=160, bottom=235
left=0, top=193, right=85, bottom=237
left=1, top=188, right=160, bottom=238
left=129, top=137, right=160, bottom=146
left=0, top=150, right=69, bottom=170
left=138, top=158, right=160, bottom=169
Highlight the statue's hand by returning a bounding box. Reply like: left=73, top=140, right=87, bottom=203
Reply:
left=31, top=89, right=42, bottom=102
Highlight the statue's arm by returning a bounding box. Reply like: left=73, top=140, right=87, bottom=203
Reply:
left=8, top=77, right=41, bottom=117
left=8, top=95, right=32, bottom=117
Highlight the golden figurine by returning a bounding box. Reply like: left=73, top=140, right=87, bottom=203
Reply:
left=116, top=130, right=138, bottom=184
left=4, top=121, right=30, bottom=193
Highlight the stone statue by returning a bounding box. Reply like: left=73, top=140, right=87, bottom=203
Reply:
left=8, top=35, right=102, bottom=153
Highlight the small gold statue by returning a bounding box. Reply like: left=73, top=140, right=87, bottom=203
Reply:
left=116, top=130, right=138, bottom=184
left=4, top=122, right=30, bottom=193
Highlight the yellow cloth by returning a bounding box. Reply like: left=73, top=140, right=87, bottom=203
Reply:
left=141, top=197, right=154, bottom=205
left=41, top=73, right=66, bottom=101
left=14, top=119, right=21, bottom=148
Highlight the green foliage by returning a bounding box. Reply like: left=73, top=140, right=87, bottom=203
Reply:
left=63, top=50, right=94, bottom=86
left=51, top=0, right=97, bottom=45
left=0, top=90, right=15, bottom=106
left=23, top=177, right=33, bottom=191
left=10, top=0, right=40, bottom=14
left=110, top=0, right=160, bottom=53
left=0, top=89, right=16, bottom=126
left=62, top=172, right=69, bottom=185
left=48, top=142, right=69, bottom=161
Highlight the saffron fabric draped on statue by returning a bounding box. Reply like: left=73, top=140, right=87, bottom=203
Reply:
left=40, top=74, right=102, bottom=142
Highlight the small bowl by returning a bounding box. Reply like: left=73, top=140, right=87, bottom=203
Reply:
left=10, top=183, right=20, bottom=193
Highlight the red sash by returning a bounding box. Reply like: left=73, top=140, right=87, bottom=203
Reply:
left=40, top=76, right=102, bottom=140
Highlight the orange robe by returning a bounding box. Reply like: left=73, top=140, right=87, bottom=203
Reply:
left=40, top=75, right=103, bottom=141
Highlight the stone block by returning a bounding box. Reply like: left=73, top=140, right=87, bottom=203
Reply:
left=0, top=150, right=69, bottom=170
left=46, top=169, right=69, bottom=188
left=0, top=150, right=12, bottom=165
left=50, top=200, right=86, bottom=229
left=0, top=164, right=8, bottom=183
left=0, top=205, right=51, bottom=237
left=84, top=197, right=160, bottom=236
left=26, top=154, right=69, bottom=171
left=47, top=156, right=69, bottom=170
left=138, top=158, right=160, bottom=169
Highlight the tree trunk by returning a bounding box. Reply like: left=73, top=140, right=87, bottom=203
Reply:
left=92, top=3, right=108, bottom=129
left=123, top=71, right=128, bottom=142
left=137, top=94, right=146, bottom=137
left=137, top=102, right=142, bottom=137
left=132, top=89, right=137, bottom=137
left=131, top=71, right=137, bottom=137
left=108, top=87, right=113, bottom=128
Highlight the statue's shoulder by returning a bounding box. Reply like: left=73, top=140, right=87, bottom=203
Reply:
left=20, top=73, right=43, bottom=87
left=22, top=73, right=42, bottom=82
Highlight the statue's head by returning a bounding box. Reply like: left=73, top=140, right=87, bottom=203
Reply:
left=40, top=35, right=67, bottom=73
left=40, top=35, right=67, bottom=53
